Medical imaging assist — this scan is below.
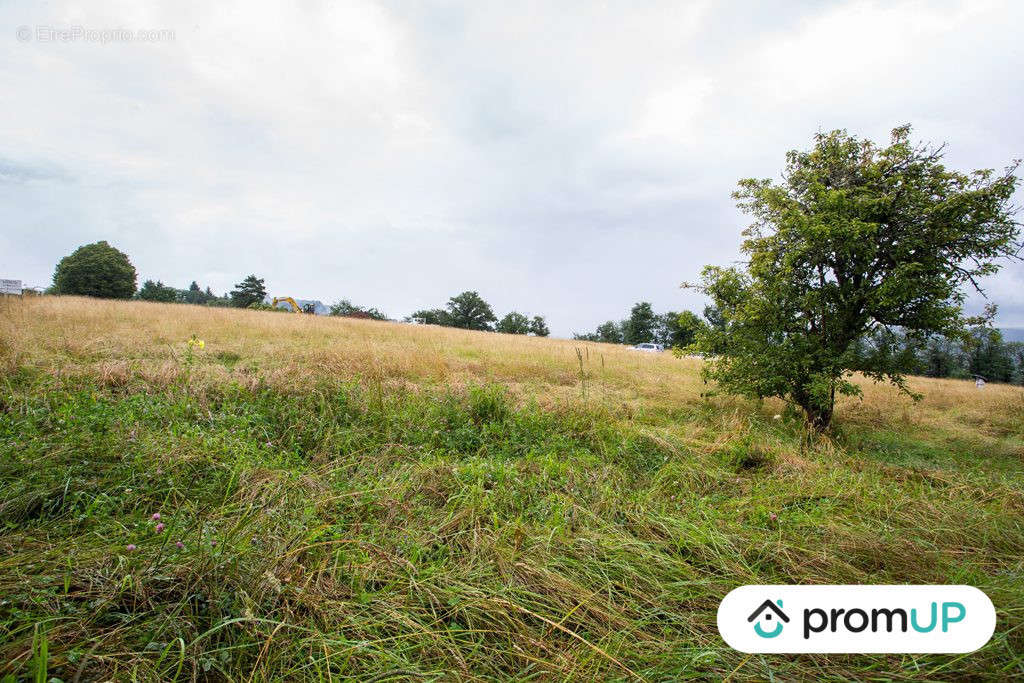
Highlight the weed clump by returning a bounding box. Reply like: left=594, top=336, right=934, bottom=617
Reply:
left=720, top=435, right=776, bottom=471
left=466, top=383, right=511, bottom=425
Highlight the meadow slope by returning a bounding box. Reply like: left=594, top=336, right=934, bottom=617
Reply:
left=1, top=296, right=1023, bottom=680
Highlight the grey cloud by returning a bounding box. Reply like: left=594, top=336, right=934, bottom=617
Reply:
left=0, top=158, right=70, bottom=184
left=1, top=0, right=1021, bottom=336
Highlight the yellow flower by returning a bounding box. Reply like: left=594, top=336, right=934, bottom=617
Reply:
left=198, top=340, right=205, bottom=349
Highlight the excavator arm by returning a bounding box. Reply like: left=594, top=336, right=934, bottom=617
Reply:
left=271, top=296, right=302, bottom=313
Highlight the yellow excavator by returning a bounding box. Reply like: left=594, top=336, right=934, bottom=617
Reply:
left=272, top=296, right=302, bottom=313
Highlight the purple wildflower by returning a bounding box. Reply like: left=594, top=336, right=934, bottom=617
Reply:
left=155, top=523, right=165, bottom=533
left=126, top=544, right=137, bottom=551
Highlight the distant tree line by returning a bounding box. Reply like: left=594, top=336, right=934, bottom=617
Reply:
left=407, top=291, right=549, bottom=336
left=573, top=301, right=706, bottom=348
left=47, top=243, right=541, bottom=332
left=329, top=299, right=388, bottom=320
left=135, top=274, right=275, bottom=309
left=855, top=326, right=1024, bottom=385
left=137, top=279, right=231, bottom=306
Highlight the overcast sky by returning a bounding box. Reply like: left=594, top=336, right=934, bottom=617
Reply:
left=2, top=0, right=1022, bottom=336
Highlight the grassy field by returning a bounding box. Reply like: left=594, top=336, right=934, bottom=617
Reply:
left=1, top=296, right=1023, bottom=681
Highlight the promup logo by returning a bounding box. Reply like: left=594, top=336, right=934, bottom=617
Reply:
left=748, top=599, right=789, bottom=638
left=718, top=585, right=995, bottom=653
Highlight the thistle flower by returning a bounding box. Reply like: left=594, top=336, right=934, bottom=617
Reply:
left=155, top=523, right=165, bottom=533
left=126, top=544, right=137, bottom=551
left=151, top=512, right=161, bottom=521
left=176, top=541, right=185, bottom=549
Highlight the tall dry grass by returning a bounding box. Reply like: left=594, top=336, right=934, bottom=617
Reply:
left=2, top=295, right=1020, bottom=440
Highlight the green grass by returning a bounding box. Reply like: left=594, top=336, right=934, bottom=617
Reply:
left=1, top=367, right=1023, bottom=680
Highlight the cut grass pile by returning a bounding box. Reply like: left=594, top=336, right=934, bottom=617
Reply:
left=1, top=296, right=1023, bottom=680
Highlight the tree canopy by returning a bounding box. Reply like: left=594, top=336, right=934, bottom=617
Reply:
left=689, top=126, right=1021, bottom=430
left=445, top=291, right=497, bottom=331
left=408, top=308, right=451, bottom=326
left=622, top=302, right=659, bottom=345
left=574, top=304, right=704, bottom=347
left=230, top=275, right=267, bottom=308
left=496, top=311, right=531, bottom=334
left=137, top=279, right=178, bottom=303
left=661, top=311, right=705, bottom=349
left=330, top=299, right=388, bottom=320
left=51, top=240, right=137, bottom=299
left=408, top=294, right=549, bottom=336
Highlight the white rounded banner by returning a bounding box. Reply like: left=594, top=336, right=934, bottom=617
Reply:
left=717, top=585, right=996, bottom=653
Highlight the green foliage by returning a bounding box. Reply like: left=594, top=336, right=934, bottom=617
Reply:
left=622, top=301, right=658, bottom=345
left=690, top=126, right=1021, bottom=429
left=136, top=279, right=178, bottom=303
left=247, top=301, right=289, bottom=313
left=229, top=275, right=267, bottom=308
left=922, top=335, right=967, bottom=379
left=496, top=311, right=531, bottom=334
left=407, top=308, right=451, bottom=325
left=1, top=373, right=1023, bottom=680
left=330, top=299, right=388, bottom=320
left=181, top=280, right=220, bottom=305
left=659, top=310, right=706, bottom=348
left=51, top=240, right=137, bottom=299
left=445, top=291, right=497, bottom=331
left=856, top=326, right=1024, bottom=384
left=967, top=328, right=1015, bottom=382
left=1009, top=343, right=1024, bottom=384
left=409, top=295, right=548, bottom=335
left=529, top=315, right=550, bottom=337
left=577, top=306, right=705, bottom=349
left=595, top=320, right=624, bottom=343
left=718, top=435, right=776, bottom=471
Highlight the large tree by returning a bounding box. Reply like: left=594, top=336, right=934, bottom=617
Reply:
left=622, top=302, right=659, bottom=345
left=529, top=315, right=550, bottom=337
left=496, top=311, right=531, bottom=334
left=689, top=126, right=1020, bottom=430
left=230, top=275, right=267, bottom=308
left=595, top=320, right=623, bottom=343
left=968, top=328, right=1015, bottom=383
left=51, top=240, right=137, bottom=299
left=445, top=291, right=497, bottom=331
left=658, top=311, right=706, bottom=348
left=182, top=281, right=213, bottom=305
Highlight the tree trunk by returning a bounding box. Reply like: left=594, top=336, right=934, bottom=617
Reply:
left=794, top=386, right=835, bottom=432
left=804, top=403, right=833, bottom=431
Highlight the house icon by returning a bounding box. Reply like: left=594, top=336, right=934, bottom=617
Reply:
left=748, top=599, right=789, bottom=638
